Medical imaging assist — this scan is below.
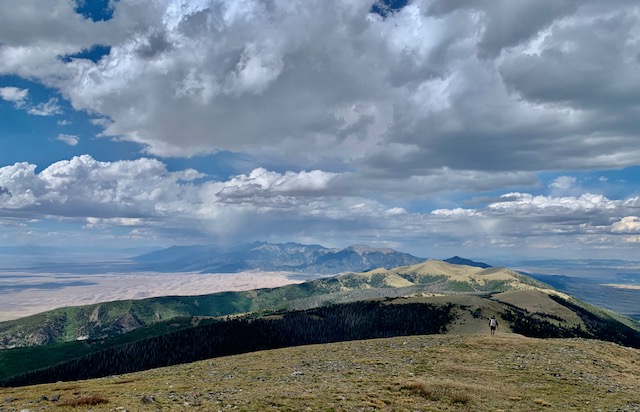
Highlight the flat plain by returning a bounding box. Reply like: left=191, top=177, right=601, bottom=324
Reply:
left=0, top=271, right=302, bottom=322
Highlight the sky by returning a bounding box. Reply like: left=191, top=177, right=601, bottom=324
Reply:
left=1, top=0, right=640, bottom=260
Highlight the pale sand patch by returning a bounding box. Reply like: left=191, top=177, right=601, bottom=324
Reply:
left=0, top=271, right=303, bottom=322
left=601, top=283, right=640, bottom=290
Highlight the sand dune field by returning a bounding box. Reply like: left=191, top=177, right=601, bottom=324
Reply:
left=0, top=271, right=302, bottom=322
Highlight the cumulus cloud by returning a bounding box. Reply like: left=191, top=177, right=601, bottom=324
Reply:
left=0, top=155, right=387, bottom=241
left=0, top=154, right=471, bottom=249
left=56, top=133, right=79, bottom=146
left=215, top=168, right=341, bottom=202
left=1, top=0, right=638, bottom=183
left=0, top=86, right=28, bottom=107
left=424, top=191, right=640, bottom=255
left=611, top=216, right=640, bottom=233
left=0, top=155, right=201, bottom=216
left=488, top=192, right=619, bottom=213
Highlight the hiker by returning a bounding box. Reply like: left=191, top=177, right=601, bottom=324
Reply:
left=489, top=316, right=498, bottom=336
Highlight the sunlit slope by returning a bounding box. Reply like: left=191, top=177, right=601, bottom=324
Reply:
left=339, top=259, right=559, bottom=294
left=0, top=260, right=632, bottom=351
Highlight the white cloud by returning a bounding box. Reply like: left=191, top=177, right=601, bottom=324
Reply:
left=385, top=207, right=407, bottom=216
left=0, top=155, right=365, bottom=227
left=0, top=155, right=430, bottom=247
left=85, top=217, right=145, bottom=228
left=431, top=208, right=480, bottom=218
left=27, top=97, right=62, bottom=116
left=488, top=192, right=618, bottom=213
left=215, top=168, right=340, bottom=202
left=0, top=86, right=28, bottom=107
left=549, top=176, right=577, bottom=191
left=56, top=133, right=79, bottom=146
left=0, top=162, right=42, bottom=209
left=0, top=85, right=63, bottom=117
left=421, top=191, right=640, bottom=256
left=611, top=216, right=640, bottom=233
left=0, top=155, right=202, bottom=216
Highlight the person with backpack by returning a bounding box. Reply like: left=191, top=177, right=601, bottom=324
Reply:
left=489, top=315, right=498, bottom=336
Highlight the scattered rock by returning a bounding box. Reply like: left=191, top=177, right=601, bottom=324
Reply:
left=141, top=395, right=156, bottom=404
left=37, top=394, right=61, bottom=402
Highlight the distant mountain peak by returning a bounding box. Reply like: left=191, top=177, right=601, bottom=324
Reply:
left=346, top=245, right=396, bottom=255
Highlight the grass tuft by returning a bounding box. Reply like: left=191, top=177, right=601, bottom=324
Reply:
left=400, top=380, right=472, bottom=404
left=533, top=398, right=552, bottom=407
left=450, top=391, right=472, bottom=404
left=58, top=395, right=109, bottom=407
left=401, top=380, right=437, bottom=400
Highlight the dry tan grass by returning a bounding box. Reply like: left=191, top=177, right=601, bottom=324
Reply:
left=493, top=289, right=584, bottom=326
left=1, top=333, right=638, bottom=411
left=58, top=394, right=109, bottom=407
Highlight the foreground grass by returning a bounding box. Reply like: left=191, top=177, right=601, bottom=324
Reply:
left=1, top=333, right=638, bottom=411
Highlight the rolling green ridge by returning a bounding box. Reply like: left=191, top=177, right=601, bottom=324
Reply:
left=1, top=300, right=455, bottom=387
left=0, top=260, right=546, bottom=349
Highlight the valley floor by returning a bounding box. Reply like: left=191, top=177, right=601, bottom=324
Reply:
left=0, top=270, right=302, bottom=321
left=1, top=333, right=638, bottom=411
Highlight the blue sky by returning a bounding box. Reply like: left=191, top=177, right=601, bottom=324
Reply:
left=2, top=0, right=640, bottom=260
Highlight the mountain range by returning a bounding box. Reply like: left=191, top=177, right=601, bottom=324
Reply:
left=131, top=241, right=428, bottom=274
